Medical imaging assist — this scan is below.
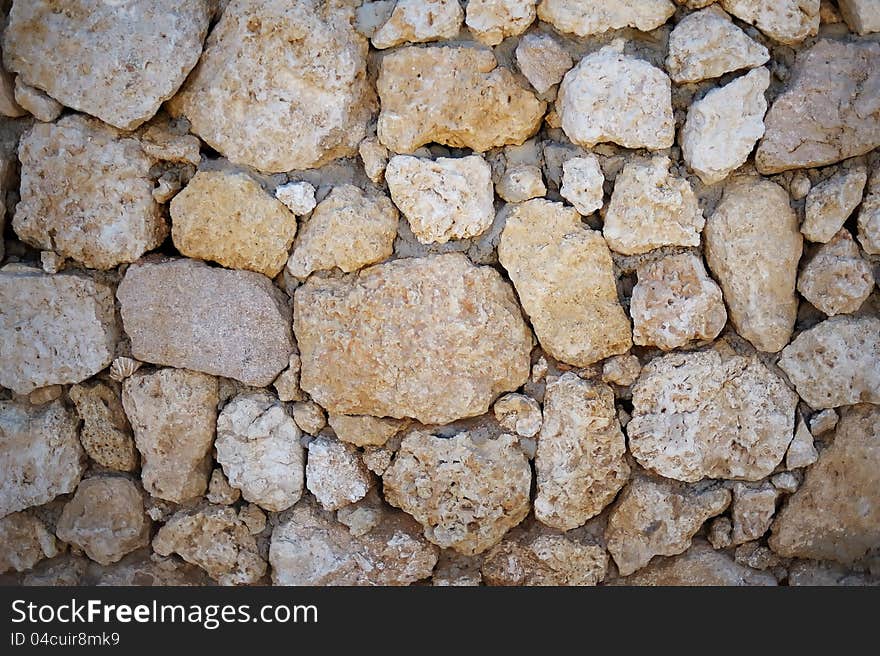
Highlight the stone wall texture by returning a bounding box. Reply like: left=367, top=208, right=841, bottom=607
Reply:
left=1, top=0, right=878, bottom=587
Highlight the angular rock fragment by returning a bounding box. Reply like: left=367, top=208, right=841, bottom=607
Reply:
left=601, top=354, right=642, bottom=387
left=291, top=402, right=326, bottom=436
left=274, top=181, right=316, bottom=217
left=433, top=551, right=483, bottom=586
left=707, top=517, right=733, bottom=550
left=786, top=418, right=818, bottom=470
left=809, top=409, right=838, bottom=436
left=560, top=155, right=604, bottom=216
left=69, top=382, right=138, bottom=472
left=798, top=229, right=874, bottom=316
left=515, top=33, right=573, bottom=94
left=385, top=155, right=494, bottom=244
left=537, top=0, right=675, bottom=36
left=497, top=165, right=546, bottom=203
left=13, top=78, right=62, bottom=122
left=372, top=0, right=463, bottom=49
left=788, top=560, right=880, bottom=586
left=493, top=393, right=543, bottom=438
left=857, top=169, right=880, bottom=254
left=466, top=0, right=536, bottom=46
left=118, top=258, right=293, bottom=387
left=0, top=512, right=58, bottom=573
left=328, top=414, right=405, bottom=447
left=482, top=531, right=607, bottom=586
left=0, top=53, right=23, bottom=118
left=272, top=354, right=303, bottom=403
left=207, top=469, right=240, bottom=506
left=306, top=437, right=372, bottom=511
left=535, top=374, right=630, bottom=530
left=719, top=0, right=819, bottom=44
left=629, top=348, right=798, bottom=482
left=377, top=45, right=545, bottom=153
left=499, top=199, right=631, bottom=366
left=359, top=137, right=390, bottom=184
left=730, top=482, right=779, bottom=545
left=839, top=0, right=880, bottom=33
left=295, top=254, right=532, bottom=424
left=802, top=165, right=868, bottom=243
left=704, top=177, right=802, bottom=352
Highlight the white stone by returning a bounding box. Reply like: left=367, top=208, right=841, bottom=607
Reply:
left=372, top=0, right=463, bottom=49
left=306, top=437, right=373, bottom=511
left=839, top=0, right=880, bottom=34
left=493, top=393, right=543, bottom=438
left=537, top=0, right=675, bottom=36
left=497, top=165, right=546, bottom=203
left=275, top=181, right=317, bottom=216
left=787, top=417, right=819, bottom=469
left=720, top=0, right=820, bottom=44
left=802, top=165, right=868, bottom=243
left=466, top=0, right=536, bottom=46
left=12, top=77, right=62, bottom=122
left=560, top=155, right=604, bottom=215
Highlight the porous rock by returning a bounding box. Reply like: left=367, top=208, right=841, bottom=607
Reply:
left=328, top=414, right=405, bottom=447
left=802, top=165, right=868, bottom=243
left=13, top=78, right=62, bottom=122
left=466, top=0, right=536, bottom=46
left=537, top=0, right=675, bottom=36
left=275, top=181, right=317, bottom=216
left=0, top=512, right=58, bottom=573
left=497, top=165, right=546, bottom=203
left=797, top=229, right=874, bottom=316
left=560, top=155, right=604, bottom=216
left=69, top=382, right=138, bottom=472
left=372, top=0, right=463, bottom=49
left=493, top=393, right=542, bottom=438
left=514, top=33, right=573, bottom=94
left=857, top=169, right=880, bottom=254
left=482, top=530, right=607, bottom=586
left=730, top=482, right=779, bottom=545
left=306, top=437, right=373, bottom=511
left=291, top=401, right=326, bottom=435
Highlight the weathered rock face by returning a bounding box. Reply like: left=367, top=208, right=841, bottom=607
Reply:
left=631, top=253, right=727, bottom=351
left=328, top=415, right=405, bottom=448
left=372, top=0, right=463, bottom=48
left=153, top=506, right=266, bottom=585
left=557, top=44, right=674, bottom=151
left=215, top=392, right=304, bottom=513
left=122, top=369, right=218, bottom=503
left=777, top=316, right=880, bottom=409
left=535, top=374, right=629, bottom=530
left=0, top=512, right=58, bottom=574
left=801, top=165, right=868, bottom=243
left=605, top=476, right=731, bottom=576
left=720, top=0, right=819, bottom=44
left=493, top=393, right=542, bottom=438
left=857, top=169, right=880, bottom=254
left=69, top=382, right=138, bottom=472
left=383, top=431, right=532, bottom=555
left=603, top=156, right=704, bottom=255
left=515, top=33, right=573, bottom=94
left=14, top=116, right=165, bottom=270
left=270, top=496, right=438, bottom=586
left=498, top=164, right=546, bottom=203
left=386, top=155, right=494, bottom=244
left=306, top=437, right=373, bottom=511
left=275, top=181, right=316, bottom=216
left=787, top=417, right=819, bottom=470
left=0, top=268, right=118, bottom=394
left=466, top=0, right=536, bottom=46
left=560, top=155, right=604, bottom=216
left=3, top=0, right=213, bottom=130
left=499, top=199, right=631, bottom=366
left=482, top=530, right=607, bottom=586
left=171, top=171, right=297, bottom=278
left=169, top=0, right=371, bottom=172
left=117, top=258, right=293, bottom=387
left=286, top=185, right=398, bottom=278
left=681, top=66, right=770, bottom=185
left=0, top=401, right=84, bottom=519
left=839, top=0, right=880, bottom=34
left=798, top=229, right=874, bottom=316
left=770, top=405, right=880, bottom=563
left=56, top=477, right=150, bottom=566
left=291, top=402, right=326, bottom=435
left=294, top=254, right=532, bottom=424
left=537, top=0, right=675, bottom=36
left=629, top=348, right=798, bottom=482
left=377, top=45, right=545, bottom=153
left=756, top=39, right=880, bottom=173
left=704, top=177, right=802, bottom=352
left=14, top=78, right=62, bottom=122
left=730, top=483, right=778, bottom=545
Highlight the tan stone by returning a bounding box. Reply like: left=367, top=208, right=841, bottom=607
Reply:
left=515, top=33, right=573, bottom=95
left=720, top=0, right=819, bottom=44
left=704, top=177, right=802, bottom=352
left=138, top=121, right=202, bottom=166
left=802, top=165, right=868, bottom=243
left=359, top=137, right=390, bottom=184
left=122, top=368, right=218, bottom=503
left=839, top=0, right=880, bottom=33
left=787, top=418, right=819, bottom=470
left=605, top=475, right=731, bottom=576
left=777, top=316, right=880, bottom=409
left=493, top=393, right=543, bottom=438
left=770, top=405, right=880, bottom=563
left=499, top=199, right=631, bottom=366
left=86, top=550, right=213, bottom=586
left=383, top=430, right=532, bottom=555
left=857, top=169, right=880, bottom=254
left=4, top=0, right=212, bottom=129
left=286, top=184, right=398, bottom=278
left=372, top=0, right=462, bottom=48
left=291, top=401, right=326, bottom=436
left=306, top=437, right=372, bottom=511
left=0, top=512, right=58, bottom=574
left=629, top=348, right=798, bottom=482
left=537, top=0, right=675, bottom=36
left=482, top=531, right=607, bottom=586
left=171, top=170, right=297, bottom=278
left=206, top=468, right=240, bottom=506
left=466, top=0, right=536, bottom=46
left=601, top=354, right=642, bottom=387
left=560, top=155, right=604, bottom=216
left=328, top=414, right=405, bottom=447
left=169, top=0, right=371, bottom=172
left=730, top=482, right=779, bottom=545
left=0, top=51, right=23, bottom=117
left=756, top=40, right=880, bottom=173
left=788, top=560, right=879, bottom=586
left=377, top=45, right=545, bottom=154
left=274, top=181, right=316, bottom=216
left=294, top=254, right=532, bottom=424
left=118, top=258, right=293, bottom=387
left=433, top=551, right=483, bottom=586
left=69, top=382, right=138, bottom=472
left=273, top=353, right=303, bottom=403
left=631, top=253, right=727, bottom=351
left=13, top=78, right=62, bottom=122
left=497, top=165, right=546, bottom=203
left=809, top=409, right=838, bottom=436
left=707, top=517, right=733, bottom=550
left=798, top=229, right=874, bottom=316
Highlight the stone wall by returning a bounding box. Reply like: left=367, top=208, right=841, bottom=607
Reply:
left=0, top=0, right=878, bottom=586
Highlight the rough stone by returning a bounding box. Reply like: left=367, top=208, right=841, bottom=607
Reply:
left=359, top=137, right=390, bottom=184
left=122, top=369, right=218, bottom=504
left=629, top=348, right=798, bottom=482
left=707, top=517, right=733, bottom=550
left=777, top=316, right=880, bottom=409
left=787, top=418, right=819, bottom=470
left=810, top=409, right=838, bottom=436
left=601, top=354, right=642, bottom=387
left=138, top=122, right=202, bottom=166
left=499, top=199, right=631, bottom=366
left=560, top=155, right=604, bottom=216
left=788, top=560, right=880, bottom=586
left=27, top=386, right=63, bottom=406
left=328, top=414, right=405, bottom=447
left=294, top=254, right=532, bottom=424
left=3, top=0, right=213, bottom=130
left=482, top=531, right=607, bottom=586
left=515, top=33, right=573, bottom=94
left=372, top=0, right=463, bottom=49
left=839, top=0, right=880, bottom=33
left=386, top=155, right=494, bottom=244
left=13, top=78, right=62, bottom=122
left=493, top=393, right=543, bottom=438
left=69, top=382, right=138, bottom=472
left=720, top=0, right=819, bottom=44
left=730, top=482, right=779, bottom=545
left=377, top=45, right=545, bottom=153
left=383, top=430, right=532, bottom=555
left=118, top=258, right=293, bottom=387
left=772, top=471, right=800, bottom=493
left=306, top=437, right=373, bottom=510
left=704, top=177, right=802, bottom=352
left=466, top=0, right=535, bottom=46
left=857, top=169, right=880, bottom=254
left=798, top=229, right=874, bottom=316
left=433, top=551, right=483, bottom=586
left=291, top=401, right=326, bottom=436
left=802, top=165, right=868, bottom=243
left=537, top=0, right=675, bottom=36
left=0, top=52, right=23, bottom=117
left=275, top=181, right=317, bottom=216
left=169, top=0, right=371, bottom=172
left=0, top=512, right=58, bottom=574
left=272, top=354, right=303, bottom=403
left=0, top=401, right=83, bottom=519
left=206, top=468, right=240, bottom=506
left=216, top=392, right=305, bottom=512
left=497, top=165, right=546, bottom=203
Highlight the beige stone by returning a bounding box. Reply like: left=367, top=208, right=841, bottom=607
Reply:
left=493, top=393, right=543, bottom=438
left=4, top=0, right=212, bottom=129
left=0, top=512, right=58, bottom=573
left=772, top=471, right=800, bottom=493
left=13, top=77, right=62, bottom=122
left=0, top=401, right=83, bottom=519
left=69, top=382, right=138, bottom=472
left=0, top=268, right=118, bottom=394
left=629, top=348, right=798, bottom=482
left=557, top=44, right=674, bottom=151
left=206, top=468, right=240, bottom=506
left=798, top=229, right=874, bottom=316
left=756, top=40, right=880, bottom=173
left=515, top=33, right=573, bottom=94
left=497, top=165, right=546, bottom=203
left=802, top=165, right=868, bottom=243
left=707, top=517, right=733, bottom=550
left=291, top=401, right=326, bottom=436
left=216, top=392, right=305, bottom=512
left=138, top=121, right=202, bottom=166
left=560, top=155, right=604, bottom=216
left=535, top=374, right=629, bottom=530
left=482, top=531, right=607, bottom=586
left=601, top=354, right=642, bottom=387
left=273, top=354, right=303, bottom=403
left=770, top=405, right=880, bottom=563
left=606, top=476, right=730, bottom=576
left=777, top=316, right=880, bottom=409
left=118, top=258, right=293, bottom=387
left=171, top=170, right=297, bottom=278
left=730, top=483, right=779, bottom=545
left=0, top=52, right=23, bottom=117
left=666, top=6, right=769, bottom=83
left=383, top=430, right=532, bottom=555
left=704, top=177, right=802, bottom=352
left=359, top=137, right=390, bottom=184
left=153, top=506, right=266, bottom=585
left=169, top=0, right=371, bottom=172
left=362, top=445, right=396, bottom=476
left=386, top=155, right=494, bottom=244
left=857, top=169, right=880, bottom=254
left=328, top=414, right=405, bottom=447
left=56, top=477, right=150, bottom=566
left=603, top=156, right=704, bottom=255
left=274, top=181, right=316, bottom=216
left=467, top=0, right=536, bottom=46
left=295, top=254, right=532, bottom=424
left=122, top=369, right=218, bottom=503
left=377, top=45, right=545, bottom=153
left=787, top=418, right=819, bottom=470
left=839, top=0, right=880, bottom=33
left=499, top=199, right=631, bottom=366
left=810, top=409, right=838, bottom=436
left=788, top=560, right=879, bottom=586
left=306, top=437, right=373, bottom=511
left=286, top=184, right=398, bottom=278
left=14, top=115, right=166, bottom=270
left=27, top=386, right=63, bottom=406
left=720, top=0, right=819, bottom=44
left=433, top=551, right=483, bottom=586
left=372, top=0, right=463, bottom=49
left=537, top=0, right=675, bottom=36
left=631, top=253, right=727, bottom=351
